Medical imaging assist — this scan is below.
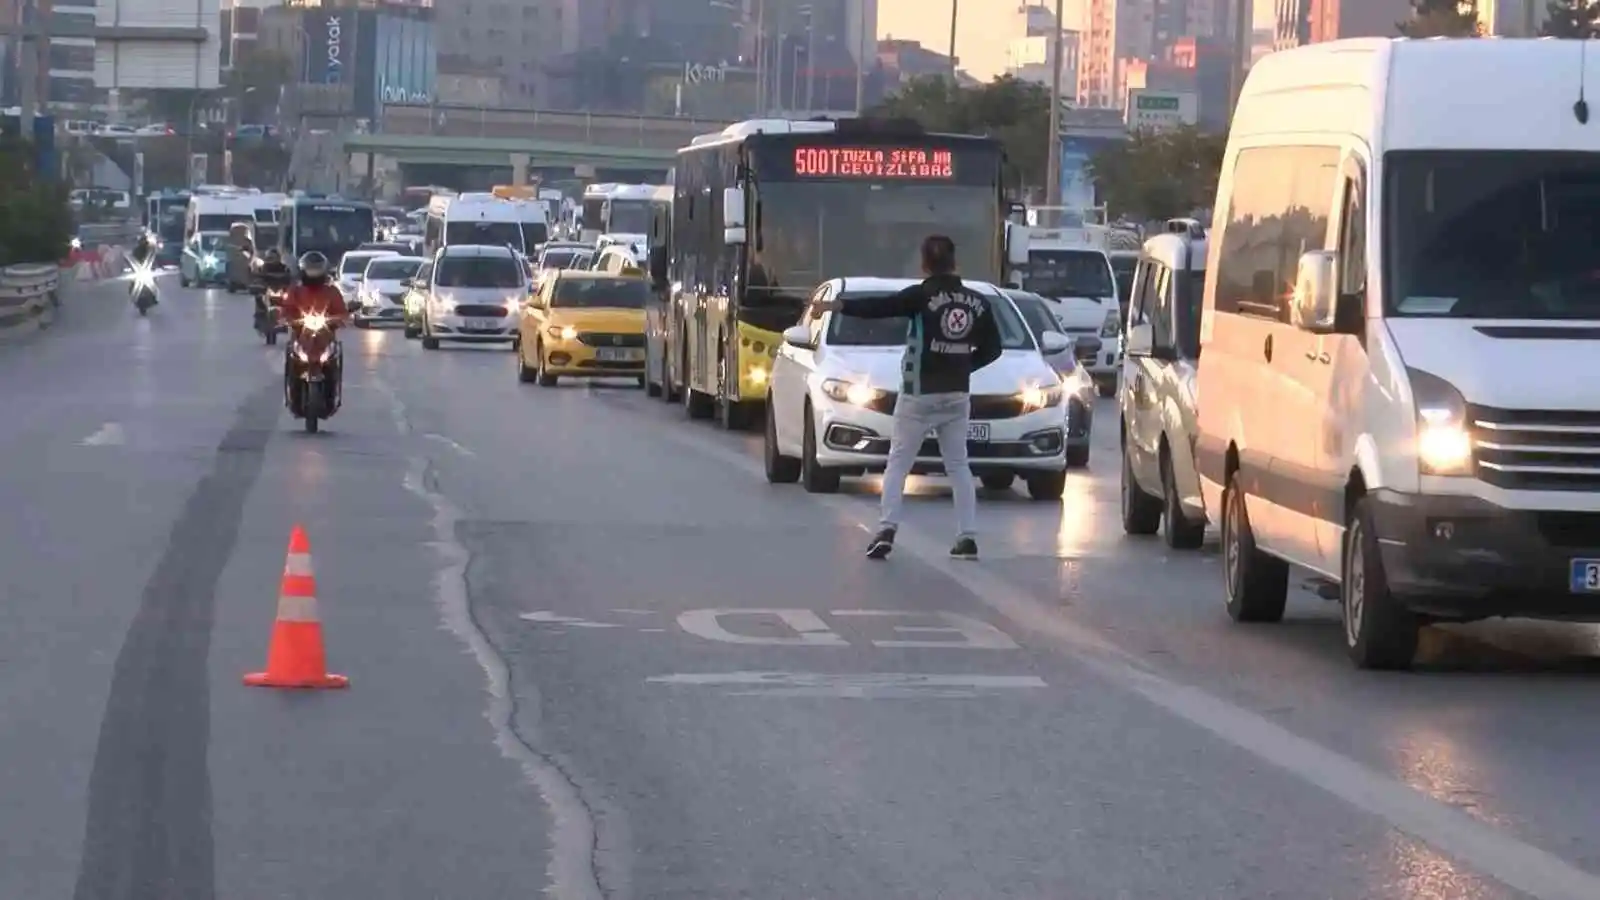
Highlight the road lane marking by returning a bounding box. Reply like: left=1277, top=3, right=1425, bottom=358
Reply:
left=677, top=608, right=849, bottom=646
left=520, top=611, right=624, bottom=628
left=646, top=672, right=1046, bottom=698
left=80, top=422, right=125, bottom=445
left=831, top=610, right=1020, bottom=649
left=423, top=432, right=476, bottom=456
left=636, top=401, right=1600, bottom=900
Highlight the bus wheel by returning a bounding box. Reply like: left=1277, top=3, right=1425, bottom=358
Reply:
left=716, top=350, right=749, bottom=430
left=682, top=341, right=713, bottom=419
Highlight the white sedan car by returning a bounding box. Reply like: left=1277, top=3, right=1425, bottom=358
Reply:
left=763, top=277, right=1074, bottom=499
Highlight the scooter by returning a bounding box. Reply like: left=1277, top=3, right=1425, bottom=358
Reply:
left=255, top=286, right=287, bottom=345
left=285, top=312, right=342, bottom=434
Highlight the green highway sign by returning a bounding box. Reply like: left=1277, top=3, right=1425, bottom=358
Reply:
left=1136, top=95, right=1182, bottom=111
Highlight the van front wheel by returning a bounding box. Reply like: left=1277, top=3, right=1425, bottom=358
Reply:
left=1342, top=498, right=1420, bottom=670
left=1221, top=471, right=1289, bottom=622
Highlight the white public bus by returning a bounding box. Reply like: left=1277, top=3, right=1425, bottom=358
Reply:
left=579, top=182, right=662, bottom=244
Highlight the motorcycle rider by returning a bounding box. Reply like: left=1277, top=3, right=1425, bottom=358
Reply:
left=131, top=233, right=154, bottom=266
left=254, top=247, right=292, bottom=329
left=129, top=234, right=158, bottom=307
left=281, top=251, right=349, bottom=406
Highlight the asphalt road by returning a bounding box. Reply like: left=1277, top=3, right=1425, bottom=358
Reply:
left=4, top=279, right=1600, bottom=899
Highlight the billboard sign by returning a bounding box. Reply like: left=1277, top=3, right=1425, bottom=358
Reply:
left=1125, top=89, right=1198, bottom=131
left=300, top=9, right=346, bottom=85
left=354, top=12, right=437, bottom=116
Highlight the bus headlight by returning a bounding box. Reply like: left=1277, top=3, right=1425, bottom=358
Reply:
left=747, top=364, right=769, bottom=385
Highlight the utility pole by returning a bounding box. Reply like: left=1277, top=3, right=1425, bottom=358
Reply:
left=1045, top=0, right=1064, bottom=207
left=948, top=0, right=958, bottom=82
left=18, top=0, right=41, bottom=141
left=854, top=0, right=867, bottom=113
left=803, top=6, right=815, bottom=113
left=754, top=0, right=766, bottom=114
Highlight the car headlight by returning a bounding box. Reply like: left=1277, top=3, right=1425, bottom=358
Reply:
left=821, top=378, right=884, bottom=407
left=547, top=325, right=577, bottom=340
left=1018, top=381, right=1065, bottom=411
left=1409, top=367, right=1472, bottom=476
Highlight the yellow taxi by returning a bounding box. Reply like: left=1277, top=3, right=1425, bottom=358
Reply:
left=517, top=270, right=648, bottom=387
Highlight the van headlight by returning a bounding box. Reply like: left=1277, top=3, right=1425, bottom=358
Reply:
left=822, top=378, right=884, bottom=408
left=1017, top=381, right=1065, bottom=410
left=1409, top=367, right=1472, bottom=476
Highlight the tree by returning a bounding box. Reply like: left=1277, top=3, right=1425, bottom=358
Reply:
left=867, top=75, right=1053, bottom=193
left=1397, top=0, right=1482, bottom=37
left=1541, top=0, right=1600, bottom=37
left=1086, top=126, right=1227, bottom=219
left=0, top=138, right=71, bottom=265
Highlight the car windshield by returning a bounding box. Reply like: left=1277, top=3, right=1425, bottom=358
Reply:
left=826, top=290, right=1035, bottom=349
left=540, top=249, right=577, bottom=268
left=341, top=254, right=383, bottom=275
left=435, top=255, right=524, bottom=288
left=366, top=259, right=421, bottom=280
left=552, top=278, right=648, bottom=309
left=1387, top=150, right=1600, bottom=319
left=1024, top=249, right=1116, bottom=298
left=1005, top=291, right=1065, bottom=337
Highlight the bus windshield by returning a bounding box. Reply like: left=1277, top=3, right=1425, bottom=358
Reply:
left=605, top=201, right=652, bottom=235
left=752, top=182, right=1000, bottom=304
left=296, top=206, right=376, bottom=249
left=197, top=213, right=237, bottom=232
left=446, top=220, right=523, bottom=249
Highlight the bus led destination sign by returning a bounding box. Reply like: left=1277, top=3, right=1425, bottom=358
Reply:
left=792, top=146, right=955, bottom=179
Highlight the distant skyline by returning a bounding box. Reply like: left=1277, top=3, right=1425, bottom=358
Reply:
left=876, top=0, right=1086, bottom=82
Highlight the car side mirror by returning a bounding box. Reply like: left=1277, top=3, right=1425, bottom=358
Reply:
left=1291, top=250, right=1339, bottom=333
left=1038, top=331, right=1071, bottom=354
left=782, top=325, right=814, bottom=349
left=1123, top=322, right=1154, bottom=358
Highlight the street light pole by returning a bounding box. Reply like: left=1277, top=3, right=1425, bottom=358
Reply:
left=1045, top=0, right=1064, bottom=207
left=947, top=0, right=958, bottom=83
left=803, top=7, right=815, bottom=113
left=754, top=0, right=767, bottom=114
left=854, top=0, right=867, bottom=113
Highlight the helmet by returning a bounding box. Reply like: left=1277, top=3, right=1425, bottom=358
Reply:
left=299, top=251, right=330, bottom=282
left=263, top=248, right=282, bottom=265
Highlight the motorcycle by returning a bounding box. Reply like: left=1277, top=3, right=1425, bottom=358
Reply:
left=255, top=285, right=287, bottom=345
left=285, top=311, right=342, bottom=434
left=129, top=259, right=158, bottom=315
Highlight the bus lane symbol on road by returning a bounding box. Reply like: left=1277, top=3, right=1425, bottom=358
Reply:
left=675, top=608, right=849, bottom=646
left=829, top=610, right=1019, bottom=649
left=519, top=611, right=624, bottom=629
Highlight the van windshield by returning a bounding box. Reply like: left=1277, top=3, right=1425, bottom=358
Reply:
left=1387, top=151, right=1600, bottom=319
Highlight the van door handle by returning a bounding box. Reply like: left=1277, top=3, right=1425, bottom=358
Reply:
left=1317, top=352, right=1331, bottom=364
left=1263, top=335, right=1273, bottom=362
left=1305, top=350, right=1318, bottom=360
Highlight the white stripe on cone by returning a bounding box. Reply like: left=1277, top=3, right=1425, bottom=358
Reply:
left=284, top=553, right=314, bottom=576
left=277, top=591, right=320, bottom=623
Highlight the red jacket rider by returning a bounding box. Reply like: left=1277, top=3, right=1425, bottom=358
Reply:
left=281, top=281, right=348, bottom=329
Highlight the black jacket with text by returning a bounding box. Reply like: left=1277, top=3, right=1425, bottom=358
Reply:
left=838, top=274, right=1003, bottom=396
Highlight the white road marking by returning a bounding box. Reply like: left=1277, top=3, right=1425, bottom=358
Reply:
left=646, top=671, right=1046, bottom=698
left=519, top=611, right=623, bottom=628
left=423, top=432, right=476, bottom=456
left=642, top=403, right=1600, bottom=900
left=611, top=609, right=656, bottom=615
left=80, top=422, right=125, bottom=446
left=831, top=610, right=1020, bottom=649
left=676, top=608, right=848, bottom=646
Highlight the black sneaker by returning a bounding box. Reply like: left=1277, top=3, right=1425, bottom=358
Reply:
left=865, top=527, right=896, bottom=560
left=949, top=537, right=978, bottom=560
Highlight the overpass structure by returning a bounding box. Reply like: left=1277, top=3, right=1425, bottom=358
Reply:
left=335, top=107, right=736, bottom=189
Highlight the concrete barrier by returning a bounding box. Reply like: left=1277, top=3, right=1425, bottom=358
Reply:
left=0, top=263, right=64, bottom=338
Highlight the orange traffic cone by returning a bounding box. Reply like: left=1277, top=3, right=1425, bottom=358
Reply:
left=244, top=525, right=349, bottom=689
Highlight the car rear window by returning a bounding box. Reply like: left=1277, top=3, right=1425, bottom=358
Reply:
left=436, top=254, right=525, bottom=288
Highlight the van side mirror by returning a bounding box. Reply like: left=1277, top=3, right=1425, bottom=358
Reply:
left=1291, top=251, right=1339, bottom=333
left=722, top=187, right=746, bottom=228
left=723, top=226, right=747, bottom=245
left=782, top=324, right=813, bottom=349
left=648, top=245, right=669, bottom=285
left=1123, top=322, right=1154, bottom=358
left=1006, top=228, right=1030, bottom=266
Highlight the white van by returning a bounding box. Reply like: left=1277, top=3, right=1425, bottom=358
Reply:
left=1196, top=37, right=1600, bottom=670
left=424, top=193, right=525, bottom=258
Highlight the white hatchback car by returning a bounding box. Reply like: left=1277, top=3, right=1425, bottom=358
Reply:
left=353, top=255, right=422, bottom=327
left=764, top=277, right=1074, bottom=499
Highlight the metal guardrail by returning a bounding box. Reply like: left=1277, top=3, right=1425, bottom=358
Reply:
left=0, top=263, right=62, bottom=337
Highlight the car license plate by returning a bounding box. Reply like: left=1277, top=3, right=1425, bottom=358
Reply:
left=466, top=318, right=500, bottom=330
left=968, top=423, right=990, bottom=441
left=595, top=347, right=638, bottom=362
left=1571, top=559, right=1600, bottom=593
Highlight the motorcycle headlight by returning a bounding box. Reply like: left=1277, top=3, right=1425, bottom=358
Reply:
left=1409, top=367, right=1472, bottom=476
left=301, top=312, right=328, bottom=332
left=202, top=254, right=218, bottom=268
left=821, top=378, right=884, bottom=408
left=1017, top=381, right=1065, bottom=411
